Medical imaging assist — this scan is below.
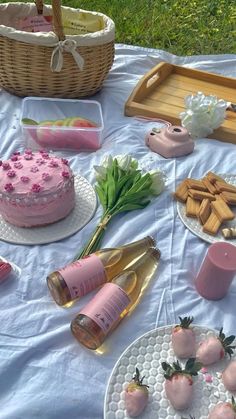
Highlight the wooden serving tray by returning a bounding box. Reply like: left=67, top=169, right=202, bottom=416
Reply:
left=125, top=62, right=236, bottom=144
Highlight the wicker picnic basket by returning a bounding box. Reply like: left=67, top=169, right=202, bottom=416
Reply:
left=0, top=0, right=115, bottom=98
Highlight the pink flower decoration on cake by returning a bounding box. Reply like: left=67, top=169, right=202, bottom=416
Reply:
left=24, top=154, right=33, bottom=160
left=42, top=172, right=51, bottom=181
left=41, top=153, right=49, bottom=159
left=2, top=162, right=11, bottom=170
left=13, top=151, right=20, bottom=156
left=7, top=170, right=16, bottom=178
left=62, top=171, right=70, bottom=178
left=31, top=184, right=41, bottom=193
left=30, top=166, right=39, bottom=173
left=39, top=149, right=47, bottom=154
left=20, top=176, right=30, bottom=183
left=48, top=160, right=59, bottom=168
left=4, top=183, right=14, bottom=192
left=25, top=149, right=33, bottom=155
left=61, top=158, right=68, bottom=165
left=11, top=155, right=18, bottom=161
left=36, top=158, right=45, bottom=165
left=14, top=162, right=23, bottom=169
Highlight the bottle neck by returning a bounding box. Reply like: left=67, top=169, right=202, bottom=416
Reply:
left=111, top=247, right=161, bottom=291
left=128, top=247, right=161, bottom=271
left=96, top=236, right=156, bottom=269
left=121, top=236, right=156, bottom=250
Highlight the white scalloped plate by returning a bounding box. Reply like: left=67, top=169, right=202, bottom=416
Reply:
left=0, top=175, right=97, bottom=245
left=104, top=325, right=235, bottom=419
left=177, top=174, right=236, bottom=245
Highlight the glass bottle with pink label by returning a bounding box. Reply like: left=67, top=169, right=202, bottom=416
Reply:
left=47, top=236, right=155, bottom=307
left=70, top=247, right=161, bottom=350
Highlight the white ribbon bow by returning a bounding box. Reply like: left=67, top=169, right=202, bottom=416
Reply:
left=50, top=39, right=84, bottom=72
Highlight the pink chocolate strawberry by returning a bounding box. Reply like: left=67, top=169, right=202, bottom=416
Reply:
left=0, top=260, right=12, bottom=282
left=222, top=360, right=236, bottom=392
left=208, top=396, right=236, bottom=419
left=162, top=358, right=202, bottom=410
left=124, top=367, right=149, bottom=417
left=196, top=328, right=235, bottom=366
left=172, top=316, right=196, bottom=358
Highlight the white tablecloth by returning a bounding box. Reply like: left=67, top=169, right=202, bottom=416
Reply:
left=0, top=44, right=236, bottom=419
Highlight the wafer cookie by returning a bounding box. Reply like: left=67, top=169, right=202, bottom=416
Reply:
left=198, top=199, right=211, bottom=225
left=222, top=227, right=236, bottom=239
left=188, top=189, right=216, bottom=201
left=206, top=172, right=226, bottom=184
left=203, top=212, right=222, bottom=235
left=202, top=177, right=218, bottom=194
left=174, top=180, right=188, bottom=202
left=220, top=191, right=236, bottom=205
left=211, top=198, right=235, bottom=222
left=215, top=181, right=236, bottom=194
left=186, top=178, right=208, bottom=191
left=186, top=196, right=201, bottom=218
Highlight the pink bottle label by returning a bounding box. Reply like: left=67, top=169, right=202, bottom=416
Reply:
left=59, top=254, right=106, bottom=299
left=80, top=283, right=131, bottom=333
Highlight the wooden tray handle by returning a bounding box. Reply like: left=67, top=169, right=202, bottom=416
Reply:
left=140, top=63, right=173, bottom=95
left=126, top=62, right=173, bottom=105
left=35, top=0, right=65, bottom=41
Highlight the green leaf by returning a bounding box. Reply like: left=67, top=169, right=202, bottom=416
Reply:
left=173, top=361, right=182, bottom=371
left=128, top=173, right=152, bottom=194
left=107, top=166, right=116, bottom=208
left=113, top=201, right=150, bottom=213
left=224, top=335, right=235, bottom=346
left=112, top=158, right=119, bottom=182
left=95, top=185, right=107, bottom=210
left=118, top=190, right=152, bottom=204
left=117, top=173, right=135, bottom=197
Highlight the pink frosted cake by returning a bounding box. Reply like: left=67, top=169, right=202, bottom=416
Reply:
left=0, top=150, right=75, bottom=227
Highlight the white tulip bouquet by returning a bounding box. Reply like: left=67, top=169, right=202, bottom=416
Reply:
left=75, top=155, right=166, bottom=259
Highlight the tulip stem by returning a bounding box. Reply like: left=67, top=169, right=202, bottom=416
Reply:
left=74, top=212, right=112, bottom=260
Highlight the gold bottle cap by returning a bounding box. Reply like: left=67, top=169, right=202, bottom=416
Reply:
left=146, top=235, right=156, bottom=247
left=149, top=247, right=161, bottom=261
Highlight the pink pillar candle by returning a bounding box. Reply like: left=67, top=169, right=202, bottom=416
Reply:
left=195, top=242, right=236, bottom=300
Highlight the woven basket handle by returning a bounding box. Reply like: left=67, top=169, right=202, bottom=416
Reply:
left=35, top=0, right=65, bottom=41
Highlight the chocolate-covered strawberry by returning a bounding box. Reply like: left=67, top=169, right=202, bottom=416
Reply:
left=208, top=396, right=236, bottom=419
left=222, top=360, right=236, bottom=392
left=196, top=328, right=235, bottom=366
left=162, top=358, right=202, bottom=410
left=0, top=260, right=11, bottom=282
left=172, top=316, right=196, bottom=358
left=125, top=367, right=149, bottom=417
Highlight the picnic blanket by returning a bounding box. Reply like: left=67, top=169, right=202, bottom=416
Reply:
left=0, top=44, right=236, bottom=419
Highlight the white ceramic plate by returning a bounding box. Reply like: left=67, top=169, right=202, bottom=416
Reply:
left=0, top=175, right=97, bottom=245
left=104, top=325, right=235, bottom=419
left=177, top=174, right=236, bottom=245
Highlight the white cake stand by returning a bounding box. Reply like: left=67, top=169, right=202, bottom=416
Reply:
left=0, top=175, right=97, bottom=245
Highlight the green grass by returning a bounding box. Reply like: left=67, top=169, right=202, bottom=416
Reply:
left=1, top=0, right=236, bottom=55
left=63, top=0, right=236, bottom=55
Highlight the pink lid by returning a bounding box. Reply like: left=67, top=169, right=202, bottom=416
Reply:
left=208, top=242, right=236, bottom=271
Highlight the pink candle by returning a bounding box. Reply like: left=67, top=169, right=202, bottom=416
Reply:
left=195, top=242, right=236, bottom=300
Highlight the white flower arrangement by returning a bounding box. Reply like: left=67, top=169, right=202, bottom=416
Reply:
left=180, top=91, right=228, bottom=139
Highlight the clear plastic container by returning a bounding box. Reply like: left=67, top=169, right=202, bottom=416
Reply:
left=21, top=97, right=104, bottom=152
